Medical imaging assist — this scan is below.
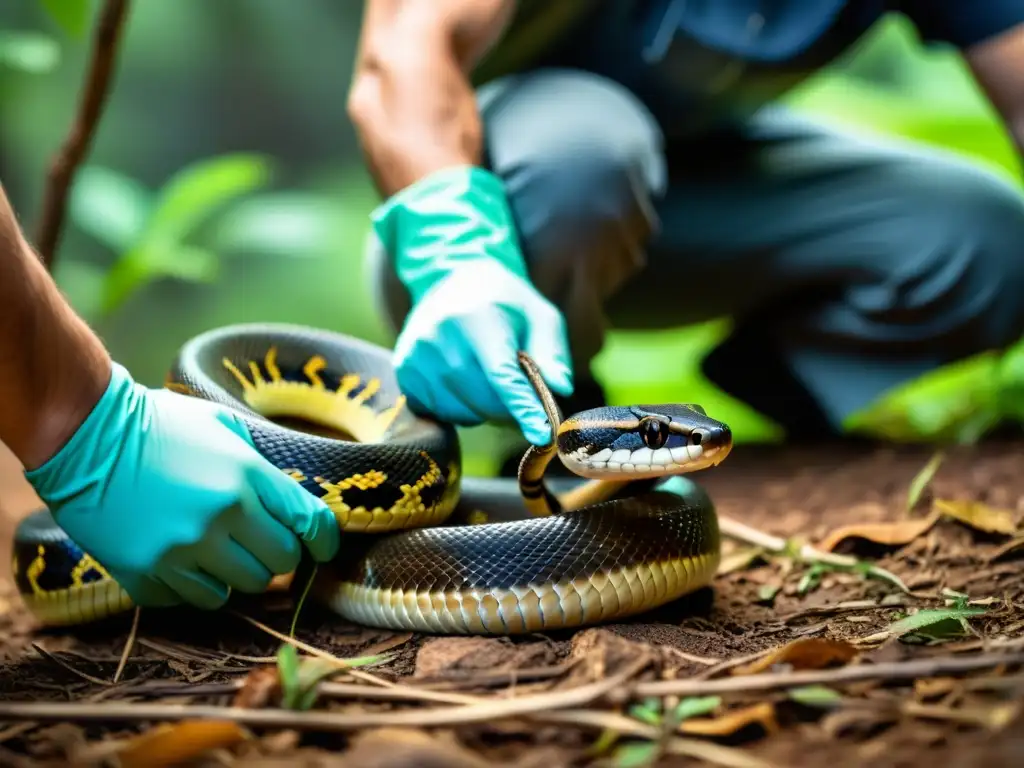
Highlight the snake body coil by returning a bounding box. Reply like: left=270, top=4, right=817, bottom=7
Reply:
left=12, top=323, right=732, bottom=635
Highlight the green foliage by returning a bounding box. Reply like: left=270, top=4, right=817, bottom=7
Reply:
left=0, top=31, right=60, bottom=73
left=39, top=0, right=92, bottom=39
left=68, top=153, right=273, bottom=315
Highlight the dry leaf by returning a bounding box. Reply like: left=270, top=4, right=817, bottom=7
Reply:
left=233, top=665, right=281, bottom=709
left=117, top=720, right=249, bottom=768
left=679, top=702, right=779, bottom=737
left=362, top=632, right=415, bottom=658
left=933, top=499, right=1017, bottom=536
left=731, top=638, right=859, bottom=676
left=343, top=727, right=490, bottom=768
left=817, top=511, right=940, bottom=552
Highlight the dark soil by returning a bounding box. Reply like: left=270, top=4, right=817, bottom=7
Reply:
left=0, top=440, right=1023, bottom=767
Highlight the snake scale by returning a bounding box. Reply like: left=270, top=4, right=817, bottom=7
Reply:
left=11, top=323, right=733, bottom=635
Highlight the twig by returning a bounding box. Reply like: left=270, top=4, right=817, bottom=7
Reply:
left=34, top=0, right=131, bottom=269
left=717, top=515, right=858, bottom=568
left=633, top=651, right=1024, bottom=697
left=0, top=655, right=652, bottom=730
left=113, top=606, right=141, bottom=684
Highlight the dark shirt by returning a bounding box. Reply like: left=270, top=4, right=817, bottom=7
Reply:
left=472, top=1, right=1024, bottom=136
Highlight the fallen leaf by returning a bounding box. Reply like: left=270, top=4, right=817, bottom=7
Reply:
left=679, top=702, right=779, bottom=737
left=933, top=499, right=1017, bottom=536
left=233, top=665, right=281, bottom=709
left=731, top=638, right=859, bottom=676
left=817, top=511, right=940, bottom=552
left=343, top=727, right=490, bottom=768
left=117, top=720, right=249, bottom=768
left=360, top=632, right=415, bottom=659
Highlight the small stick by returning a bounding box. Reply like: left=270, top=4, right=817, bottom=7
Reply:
left=34, top=0, right=131, bottom=269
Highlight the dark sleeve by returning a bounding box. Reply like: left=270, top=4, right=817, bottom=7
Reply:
left=898, top=0, right=1024, bottom=49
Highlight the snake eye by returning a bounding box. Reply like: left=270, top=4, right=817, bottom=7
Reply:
left=639, top=417, right=669, bottom=449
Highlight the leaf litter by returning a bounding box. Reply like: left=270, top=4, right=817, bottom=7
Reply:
left=0, top=442, right=1023, bottom=766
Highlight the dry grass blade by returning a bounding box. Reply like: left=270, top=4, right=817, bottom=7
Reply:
left=114, top=607, right=141, bottom=684
left=906, top=451, right=944, bottom=512
left=230, top=611, right=389, bottom=669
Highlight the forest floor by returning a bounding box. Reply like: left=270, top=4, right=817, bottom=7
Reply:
left=0, top=440, right=1023, bottom=767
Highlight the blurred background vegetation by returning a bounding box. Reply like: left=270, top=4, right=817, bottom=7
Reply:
left=2, top=1, right=1023, bottom=475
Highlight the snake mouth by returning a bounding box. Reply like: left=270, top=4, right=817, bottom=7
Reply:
left=560, top=439, right=732, bottom=480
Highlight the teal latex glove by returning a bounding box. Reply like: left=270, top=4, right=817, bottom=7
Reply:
left=24, top=363, right=340, bottom=610
left=372, top=166, right=574, bottom=445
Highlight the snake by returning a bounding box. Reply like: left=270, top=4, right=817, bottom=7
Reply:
left=11, top=322, right=733, bottom=635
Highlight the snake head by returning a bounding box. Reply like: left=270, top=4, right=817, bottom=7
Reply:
left=555, top=404, right=733, bottom=480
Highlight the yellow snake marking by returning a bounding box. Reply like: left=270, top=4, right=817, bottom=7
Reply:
left=221, top=350, right=406, bottom=443
left=556, top=418, right=638, bottom=435
left=70, top=553, right=111, bottom=586
left=26, top=546, right=47, bottom=595
left=466, top=509, right=490, bottom=525
left=303, top=355, right=327, bottom=388
left=282, top=468, right=307, bottom=482
left=26, top=545, right=112, bottom=597
left=314, top=451, right=447, bottom=531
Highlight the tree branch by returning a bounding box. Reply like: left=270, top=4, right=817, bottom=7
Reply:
left=34, top=0, right=132, bottom=271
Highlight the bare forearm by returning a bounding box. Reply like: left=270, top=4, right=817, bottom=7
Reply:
left=0, top=183, right=110, bottom=470
left=347, top=0, right=513, bottom=195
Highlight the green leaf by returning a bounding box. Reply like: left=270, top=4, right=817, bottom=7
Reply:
left=787, top=685, right=842, bottom=708
left=612, top=742, right=659, bottom=768
left=757, top=584, right=780, bottom=603
left=98, top=253, right=151, bottom=315
left=40, top=0, right=92, bottom=38
left=672, top=695, right=721, bottom=722
left=0, top=31, right=60, bottom=73
left=69, top=165, right=152, bottom=253
left=211, top=192, right=339, bottom=257
left=146, top=153, right=272, bottom=244
left=148, top=244, right=220, bottom=283
left=628, top=701, right=663, bottom=726
left=98, top=244, right=218, bottom=315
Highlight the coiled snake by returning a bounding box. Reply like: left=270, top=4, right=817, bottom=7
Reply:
left=11, top=323, right=732, bottom=635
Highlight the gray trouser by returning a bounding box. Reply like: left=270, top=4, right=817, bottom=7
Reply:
left=366, top=68, right=1024, bottom=438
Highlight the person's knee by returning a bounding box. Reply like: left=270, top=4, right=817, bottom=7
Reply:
left=856, top=157, right=1024, bottom=351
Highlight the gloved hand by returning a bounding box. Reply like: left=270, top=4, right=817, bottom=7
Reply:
left=24, top=362, right=340, bottom=610
left=372, top=165, right=574, bottom=445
